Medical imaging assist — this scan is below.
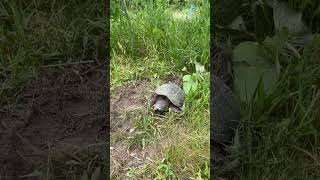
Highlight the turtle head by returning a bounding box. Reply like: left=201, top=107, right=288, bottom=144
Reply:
left=152, top=95, right=170, bottom=113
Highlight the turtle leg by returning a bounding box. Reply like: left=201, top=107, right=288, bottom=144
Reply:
left=169, top=105, right=182, bottom=113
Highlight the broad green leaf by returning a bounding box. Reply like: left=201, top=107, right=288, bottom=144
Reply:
left=183, top=74, right=198, bottom=95
left=233, top=41, right=272, bottom=67
left=192, top=72, right=204, bottom=81
left=233, top=41, right=277, bottom=102
left=233, top=64, right=277, bottom=102
left=264, top=30, right=289, bottom=52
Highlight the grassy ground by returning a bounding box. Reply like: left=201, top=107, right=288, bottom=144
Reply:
left=214, top=33, right=320, bottom=180
left=111, top=1, right=210, bottom=179
left=239, top=41, right=320, bottom=179
left=0, top=1, right=107, bottom=179
left=212, top=1, right=320, bottom=178
left=3, top=0, right=318, bottom=179
left=0, top=0, right=106, bottom=103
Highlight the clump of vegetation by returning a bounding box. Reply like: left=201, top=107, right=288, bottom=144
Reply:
left=0, top=0, right=107, bottom=179
left=0, top=0, right=106, bottom=103
left=111, top=0, right=209, bottom=88
left=213, top=0, right=320, bottom=179
left=111, top=0, right=210, bottom=178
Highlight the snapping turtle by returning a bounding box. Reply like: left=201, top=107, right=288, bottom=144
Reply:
left=212, top=74, right=240, bottom=143
left=211, top=74, right=241, bottom=162
left=151, top=83, right=185, bottom=114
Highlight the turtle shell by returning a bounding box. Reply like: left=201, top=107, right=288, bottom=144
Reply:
left=155, top=83, right=185, bottom=109
left=211, top=74, right=240, bottom=144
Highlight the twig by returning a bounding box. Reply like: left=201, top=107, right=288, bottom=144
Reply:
left=41, top=60, right=94, bottom=68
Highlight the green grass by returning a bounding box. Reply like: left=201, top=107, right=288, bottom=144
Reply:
left=0, top=0, right=107, bottom=179
left=4, top=0, right=318, bottom=179
left=215, top=35, right=320, bottom=179
left=212, top=0, right=320, bottom=178
left=111, top=0, right=210, bottom=179
left=0, top=0, right=106, bottom=103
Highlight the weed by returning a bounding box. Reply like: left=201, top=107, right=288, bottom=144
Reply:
left=0, top=0, right=107, bottom=179
left=0, top=0, right=106, bottom=103
left=111, top=0, right=209, bottom=178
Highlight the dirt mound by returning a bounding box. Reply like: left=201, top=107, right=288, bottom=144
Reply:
left=110, top=75, right=181, bottom=178
left=110, top=79, right=151, bottom=130
left=0, top=63, right=107, bottom=179
left=110, top=79, right=154, bottom=177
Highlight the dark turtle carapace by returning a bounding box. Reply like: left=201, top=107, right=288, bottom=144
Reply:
left=211, top=74, right=241, bottom=163
left=151, top=83, right=185, bottom=114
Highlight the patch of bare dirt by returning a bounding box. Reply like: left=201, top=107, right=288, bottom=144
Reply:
left=0, top=63, right=107, bottom=179
left=110, top=79, right=151, bottom=132
left=110, top=75, right=183, bottom=178
left=110, top=79, right=152, bottom=177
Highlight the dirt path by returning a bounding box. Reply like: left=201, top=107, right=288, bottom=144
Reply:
left=0, top=63, right=107, bottom=179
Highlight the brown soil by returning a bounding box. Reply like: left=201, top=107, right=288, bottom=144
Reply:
left=164, top=74, right=182, bottom=86
left=110, top=79, right=151, bottom=177
left=110, top=75, right=182, bottom=178
left=0, top=63, right=107, bottom=179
